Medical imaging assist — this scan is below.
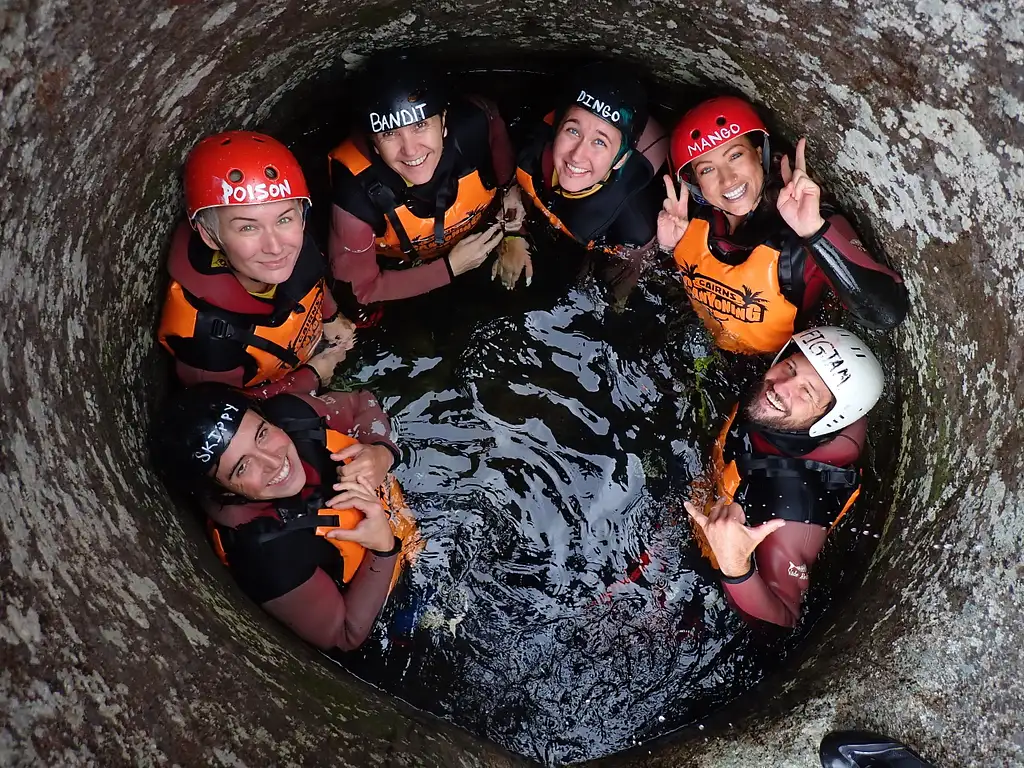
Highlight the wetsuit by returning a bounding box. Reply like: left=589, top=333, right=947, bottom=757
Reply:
left=205, top=390, right=403, bottom=651
left=673, top=205, right=909, bottom=354
left=328, top=95, right=515, bottom=306
left=713, top=406, right=866, bottom=627
left=515, top=116, right=668, bottom=261
left=158, top=222, right=339, bottom=399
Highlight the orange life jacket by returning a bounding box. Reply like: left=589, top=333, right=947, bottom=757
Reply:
left=157, top=225, right=325, bottom=387
left=673, top=217, right=799, bottom=355
left=210, top=426, right=416, bottom=592
left=692, top=405, right=862, bottom=565
left=328, top=139, right=497, bottom=262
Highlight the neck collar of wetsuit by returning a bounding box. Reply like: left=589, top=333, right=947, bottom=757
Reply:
left=747, top=421, right=833, bottom=456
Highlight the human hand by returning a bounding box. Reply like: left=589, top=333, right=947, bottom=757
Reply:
left=777, top=137, right=825, bottom=238
left=447, top=222, right=505, bottom=276
left=331, top=442, right=394, bottom=489
left=307, top=341, right=350, bottom=383
left=685, top=497, right=786, bottom=578
left=501, top=185, right=526, bottom=233
left=657, top=174, right=690, bottom=251
left=323, top=315, right=357, bottom=352
left=324, top=478, right=396, bottom=552
left=490, top=235, right=533, bottom=290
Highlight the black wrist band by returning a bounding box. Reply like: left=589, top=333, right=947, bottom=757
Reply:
left=443, top=254, right=456, bottom=281
left=803, top=220, right=831, bottom=245
left=323, top=308, right=341, bottom=323
left=721, top=560, right=756, bottom=584
left=369, top=536, right=402, bottom=557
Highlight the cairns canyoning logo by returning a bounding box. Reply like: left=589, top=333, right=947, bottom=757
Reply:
left=680, top=264, right=768, bottom=323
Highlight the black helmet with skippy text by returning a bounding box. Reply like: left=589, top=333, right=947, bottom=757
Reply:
left=556, top=62, right=649, bottom=162
left=153, top=383, right=257, bottom=492
left=358, top=55, right=447, bottom=135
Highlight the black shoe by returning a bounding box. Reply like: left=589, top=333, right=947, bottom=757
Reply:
left=819, top=730, right=938, bottom=768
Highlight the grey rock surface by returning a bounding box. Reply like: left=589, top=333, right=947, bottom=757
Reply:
left=2, top=1, right=1021, bottom=766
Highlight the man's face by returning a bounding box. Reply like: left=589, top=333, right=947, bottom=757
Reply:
left=199, top=200, right=305, bottom=288
left=371, top=114, right=446, bottom=186
left=744, top=351, right=834, bottom=432
left=551, top=106, right=624, bottom=193
left=213, top=409, right=306, bottom=500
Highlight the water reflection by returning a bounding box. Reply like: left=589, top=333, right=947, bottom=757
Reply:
left=330, top=266, right=778, bottom=764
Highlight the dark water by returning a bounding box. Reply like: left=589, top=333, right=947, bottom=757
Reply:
left=280, top=57, right=899, bottom=766
left=321, top=257, right=889, bottom=765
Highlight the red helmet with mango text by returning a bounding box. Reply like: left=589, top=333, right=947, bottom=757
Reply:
left=669, top=96, right=770, bottom=181
left=184, top=131, right=311, bottom=225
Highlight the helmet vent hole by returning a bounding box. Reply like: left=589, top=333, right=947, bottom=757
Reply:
left=690, top=129, right=701, bottom=140
left=228, top=169, right=244, bottom=183
left=716, top=116, right=727, bottom=126
left=220, top=139, right=232, bottom=145
left=264, top=166, right=279, bottom=180
left=253, top=137, right=266, bottom=143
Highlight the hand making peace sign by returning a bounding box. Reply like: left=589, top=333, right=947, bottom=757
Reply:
left=656, top=173, right=691, bottom=252
left=777, top=137, right=827, bottom=239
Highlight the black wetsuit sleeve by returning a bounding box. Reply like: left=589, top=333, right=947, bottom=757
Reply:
left=804, top=215, right=910, bottom=330
left=330, top=157, right=386, bottom=234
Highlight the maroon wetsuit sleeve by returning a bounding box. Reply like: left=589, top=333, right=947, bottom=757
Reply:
left=800, top=213, right=909, bottom=329
left=321, top=283, right=339, bottom=320
left=173, top=359, right=320, bottom=400
left=721, top=523, right=828, bottom=628
left=466, top=94, right=516, bottom=187
left=260, top=549, right=399, bottom=651
left=328, top=204, right=453, bottom=304
left=297, top=390, right=399, bottom=459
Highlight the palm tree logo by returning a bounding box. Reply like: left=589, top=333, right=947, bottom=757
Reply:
left=739, top=285, right=768, bottom=321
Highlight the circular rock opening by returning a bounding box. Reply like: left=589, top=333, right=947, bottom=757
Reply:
left=3, top=3, right=1022, bottom=768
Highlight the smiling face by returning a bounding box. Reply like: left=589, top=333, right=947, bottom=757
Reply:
left=551, top=107, right=624, bottom=193
left=371, top=113, right=446, bottom=186
left=198, top=200, right=305, bottom=292
left=743, top=352, right=835, bottom=432
left=690, top=134, right=764, bottom=218
left=213, top=409, right=306, bottom=500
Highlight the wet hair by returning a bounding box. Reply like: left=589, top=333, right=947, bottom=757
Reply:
left=194, top=207, right=221, bottom=241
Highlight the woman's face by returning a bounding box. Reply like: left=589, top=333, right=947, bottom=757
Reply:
left=213, top=410, right=306, bottom=500
left=551, top=107, right=624, bottom=193
left=691, top=135, right=764, bottom=217
left=371, top=114, right=446, bottom=186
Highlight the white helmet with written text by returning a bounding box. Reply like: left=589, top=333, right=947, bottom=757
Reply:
left=774, top=326, right=884, bottom=437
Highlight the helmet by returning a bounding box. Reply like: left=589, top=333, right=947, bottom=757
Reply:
left=557, top=62, right=649, bottom=163
left=152, top=383, right=256, bottom=490
left=184, top=131, right=311, bottom=224
left=774, top=327, right=884, bottom=437
left=358, top=58, right=447, bottom=135
left=670, top=96, right=770, bottom=182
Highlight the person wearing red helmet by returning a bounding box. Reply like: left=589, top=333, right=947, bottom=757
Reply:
left=159, top=131, right=356, bottom=398
left=493, top=62, right=669, bottom=290
left=659, top=97, right=908, bottom=355
left=327, top=57, right=520, bottom=323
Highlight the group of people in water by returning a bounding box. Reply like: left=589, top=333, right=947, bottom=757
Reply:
left=151, top=56, right=910, bottom=657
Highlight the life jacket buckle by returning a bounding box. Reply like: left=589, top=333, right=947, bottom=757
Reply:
left=209, top=317, right=233, bottom=340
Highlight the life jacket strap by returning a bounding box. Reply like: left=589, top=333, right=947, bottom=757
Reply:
left=256, top=514, right=341, bottom=544
left=365, top=179, right=416, bottom=257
